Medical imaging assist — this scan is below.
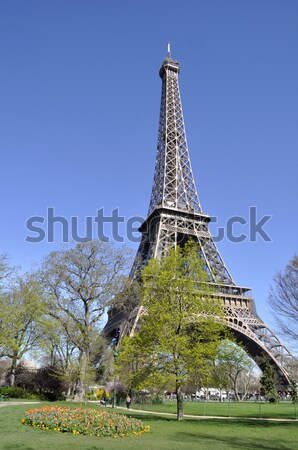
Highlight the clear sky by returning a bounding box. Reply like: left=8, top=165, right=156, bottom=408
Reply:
left=0, top=1, right=297, bottom=345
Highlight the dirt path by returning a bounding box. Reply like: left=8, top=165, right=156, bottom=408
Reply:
left=0, top=401, right=41, bottom=407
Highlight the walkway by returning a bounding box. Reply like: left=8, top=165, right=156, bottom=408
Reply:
left=0, top=401, right=41, bottom=407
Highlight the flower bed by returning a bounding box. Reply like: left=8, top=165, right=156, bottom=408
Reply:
left=21, top=406, right=150, bottom=438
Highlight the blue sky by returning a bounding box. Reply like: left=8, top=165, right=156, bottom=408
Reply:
left=0, top=1, right=297, bottom=342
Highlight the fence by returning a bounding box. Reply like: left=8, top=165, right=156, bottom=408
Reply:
left=114, top=399, right=298, bottom=420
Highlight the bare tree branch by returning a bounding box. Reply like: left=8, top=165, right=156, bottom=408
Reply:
left=269, top=255, right=298, bottom=347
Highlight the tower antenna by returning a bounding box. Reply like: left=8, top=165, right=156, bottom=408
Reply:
left=167, top=42, right=171, bottom=58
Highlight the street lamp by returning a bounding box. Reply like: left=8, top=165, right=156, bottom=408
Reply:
left=112, top=349, right=118, bottom=408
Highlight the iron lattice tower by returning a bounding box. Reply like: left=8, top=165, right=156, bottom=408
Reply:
left=104, top=48, right=293, bottom=386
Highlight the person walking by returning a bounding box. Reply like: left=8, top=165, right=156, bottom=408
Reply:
left=126, top=394, right=131, bottom=409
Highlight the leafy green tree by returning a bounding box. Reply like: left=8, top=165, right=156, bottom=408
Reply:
left=289, top=379, right=297, bottom=403
left=0, top=275, right=45, bottom=385
left=260, top=359, right=278, bottom=402
left=216, top=341, right=256, bottom=401
left=40, top=240, right=132, bottom=401
left=37, top=315, right=78, bottom=368
left=117, top=242, right=226, bottom=420
left=34, top=315, right=81, bottom=397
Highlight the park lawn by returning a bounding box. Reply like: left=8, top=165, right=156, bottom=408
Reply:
left=127, top=400, right=298, bottom=420
left=0, top=403, right=297, bottom=450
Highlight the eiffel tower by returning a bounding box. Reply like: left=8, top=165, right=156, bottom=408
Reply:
left=104, top=46, right=293, bottom=387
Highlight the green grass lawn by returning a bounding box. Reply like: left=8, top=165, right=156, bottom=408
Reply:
left=0, top=402, right=297, bottom=450
left=126, top=400, right=298, bottom=420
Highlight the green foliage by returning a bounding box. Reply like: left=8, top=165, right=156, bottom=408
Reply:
left=0, top=386, right=35, bottom=399
left=215, top=340, right=256, bottom=400
left=151, top=394, right=164, bottom=405
left=0, top=275, right=46, bottom=385
left=117, top=242, right=227, bottom=419
left=260, top=360, right=278, bottom=402
left=289, top=379, right=297, bottom=403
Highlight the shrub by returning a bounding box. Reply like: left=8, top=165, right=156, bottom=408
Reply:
left=152, top=395, right=164, bottom=405
left=15, top=363, right=68, bottom=399
left=96, top=388, right=105, bottom=399
left=0, top=386, right=43, bottom=400
left=0, top=386, right=28, bottom=398
left=39, top=392, right=66, bottom=402
left=22, top=406, right=150, bottom=438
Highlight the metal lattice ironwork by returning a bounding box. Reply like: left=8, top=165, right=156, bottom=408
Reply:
left=148, top=53, right=201, bottom=215
left=104, top=48, right=294, bottom=387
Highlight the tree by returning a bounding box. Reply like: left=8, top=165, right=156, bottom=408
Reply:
left=269, top=255, right=298, bottom=347
left=186, top=348, right=222, bottom=401
left=260, top=359, right=278, bottom=402
left=40, top=240, right=132, bottom=401
left=14, top=361, right=68, bottom=400
left=117, top=242, right=226, bottom=420
left=0, top=254, right=13, bottom=284
left=289, top=378, right=297, bottom=404
left=34, top=315, right=81, bottom=397
left=0, top=275, right=45, bottom=385
left=216, top=340, right=256, bottom=401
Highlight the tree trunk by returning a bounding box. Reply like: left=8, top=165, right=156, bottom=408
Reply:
left=9, top=355, right=18, bottom=386
left=176, top=378, right=184, bottom=421
left=234, top=379, right=240, bottom=401
left=9, top=371, right=15, bottom=387
left=195, top=385, right=198, bottom=401
left=73, top=379, right=84, bottom=402
left=66, top=384, right=72, bottom=398
left=73, top=349, right=88, bottom=402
